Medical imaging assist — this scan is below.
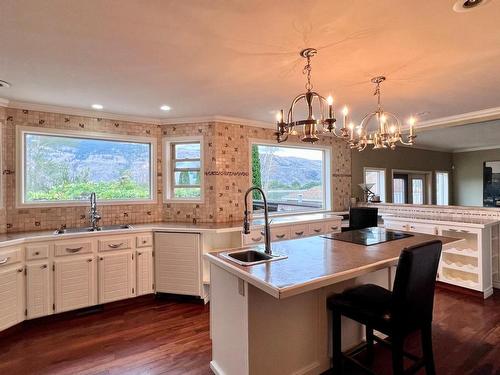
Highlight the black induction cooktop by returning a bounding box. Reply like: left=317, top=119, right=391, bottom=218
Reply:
left=322, top=227, right=413, bottom=246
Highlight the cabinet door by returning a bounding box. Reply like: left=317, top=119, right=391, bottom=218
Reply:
left=98, top=252, right=135, bottom=304
left=0, top=266, right=25, bottom=331
left=155, top=233, right=201, bottom=296
left=136, top=248, right=154, bottom=296
left=26, top=262, right=51, bottom=319
left=54, top=257, right=96, bottom=313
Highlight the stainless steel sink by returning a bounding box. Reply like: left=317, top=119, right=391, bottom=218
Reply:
left=54, top=224, right=132, bottom=235
left=221, top=248, right=287, bottom=266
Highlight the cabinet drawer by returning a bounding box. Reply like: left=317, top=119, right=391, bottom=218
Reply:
left=308, top=222, right=326, bottom=235
left=54, top=241, right=92, bottom=257
left=136, top=234, right=153, bottom=248
left=242, top=230, right=264, bottom=245
left=98, top=237, right=132, bottom=252
left=26, top=244, right=50, bottom=260
left=0, top=247, right=23, bottom=267
left=324, top=220, right=341, bottom=233
left=290, top=224, right=308, bottom=239
left=272, top=227, right=290, bottom=241
left=384, top=221, right=409, bottom=231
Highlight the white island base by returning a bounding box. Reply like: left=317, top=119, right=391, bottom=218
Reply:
left=209, top=263, right=393, bottom=375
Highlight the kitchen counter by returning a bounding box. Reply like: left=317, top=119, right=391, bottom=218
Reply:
left=206, top=232, right=463, bottom=375
left=206, top=232, right=460, bottom=299
left=381, top=213, right=500, bottom=228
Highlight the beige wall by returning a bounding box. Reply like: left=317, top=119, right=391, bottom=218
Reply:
left=2, top=108, right=352, bottom=232
left=351, top=146, right=453, bottom=204
left=452, top=148, right=500, bottom=207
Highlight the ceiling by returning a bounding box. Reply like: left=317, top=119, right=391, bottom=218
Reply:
left=1, top=0, right=500, bottom=124
left=417, top=120, right=500, bottom=152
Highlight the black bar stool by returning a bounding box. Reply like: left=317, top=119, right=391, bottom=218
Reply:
left=327, top=240, right=442, bottom=375
left=342, top=207, right=378, bottom=232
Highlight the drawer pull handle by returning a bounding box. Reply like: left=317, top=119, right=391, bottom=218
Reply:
left=295, top=231, right=304, bottom=236
left=331, top=226, right=338, bottom=230
left=108, top=243, right=124, bottom=249
left=251, top=236, right=262, bottom=242
left=276, top=234, right=286, bottom=239
left=66, top=247, right=83, bottom=253
left=0, top=257, right=9, bottom=265
left=137, top=252, right=142, bottom=256
left=18, top=268, right=23, bottom=273
left=34, top=251, right=40, bottom=256
left=100, top=257, right=104, bottom=261
left=87, top=259, right=93, bottom=263
left=41, top=264, right=47, bottom=269
left=313, top=229, right=322, bottom=233
left=142, top=240, right=147, bottom=244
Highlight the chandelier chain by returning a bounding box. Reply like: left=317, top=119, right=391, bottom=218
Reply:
left=303, top=55, right=313, bottom=91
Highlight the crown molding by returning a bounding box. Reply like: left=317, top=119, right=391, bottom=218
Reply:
left=453, top=145, right=500, bottom=153
left=0, top=98, right=9, bottom=107
left=6, top=100, right=162, bottom=125
left=159, top=115, right=274, bottom=128
left=417, top=106, right=500, bottom=131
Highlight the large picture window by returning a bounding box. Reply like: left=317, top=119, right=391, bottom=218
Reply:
left=251, top=142, right=331, bottom=214
left=19, top=127, right=155, bottom=205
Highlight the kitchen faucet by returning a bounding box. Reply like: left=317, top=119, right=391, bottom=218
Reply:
left=243, top=186, right=272, bottom=255
left=89, top=192, right=101, bottom=230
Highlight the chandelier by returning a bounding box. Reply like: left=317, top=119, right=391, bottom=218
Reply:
left=275, top=48, right=350, bottom=144
left=348, top=76, right=416, bottom=151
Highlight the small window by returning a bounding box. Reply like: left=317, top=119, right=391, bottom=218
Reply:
left=436, top=172, right=449, bottom=205
left=393, top=176, right=407, bottom=204
left=19, top=127, right=155, bottom=206
left=164, top=137, right=204, bottom=202
left=251, top=142, right=331, bottom=214
left=364, top=168, right=386, bottom=202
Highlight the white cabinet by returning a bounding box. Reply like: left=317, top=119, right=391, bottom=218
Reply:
left=136, top=248, right=154, bottom=296
left=155, top=232, right=201, bottom=297
left=26, top=262, right=51, bottom=319
left=98, top=252, right=135, bottom=304
left=384, top=220, right=437, bottom=235
left=54, top=256, right=96, bottom=313
left=0, top=266, right=25, bottom=331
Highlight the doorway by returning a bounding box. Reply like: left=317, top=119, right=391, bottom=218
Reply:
left=392, top=170, right=431, bottom=204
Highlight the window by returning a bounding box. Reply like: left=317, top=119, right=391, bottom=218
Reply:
left=251, top=142, right=331, bottom=214
left=393, top=176, right=407, bottom=204
left=436, top=171, right=449, bottom=205
left=164, top=137, right=204, bottom=202
left=364, top=168, right=386, bottom=202
left=19, top=127, right=155, bottom=206
left=412, top=178, right=424, bottom=204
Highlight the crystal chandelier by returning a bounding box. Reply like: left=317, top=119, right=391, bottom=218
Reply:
left=275, top=48, right=350, bottom=144
left=348, top=76, right=416, bottom=151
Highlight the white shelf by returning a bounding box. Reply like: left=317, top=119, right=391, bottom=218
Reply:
left=439, top=275, right=480, bottom=290
left=442, top=262, right=478, bottom=274
left=443, top=248, right=478, bottom=258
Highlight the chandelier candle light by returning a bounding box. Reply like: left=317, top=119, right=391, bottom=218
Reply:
left=349, top=76, right=417, bottom=151
left=275, top=48, right=350, bottom=144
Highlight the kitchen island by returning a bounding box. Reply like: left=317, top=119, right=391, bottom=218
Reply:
left=205, top=232, right=462, bottom=375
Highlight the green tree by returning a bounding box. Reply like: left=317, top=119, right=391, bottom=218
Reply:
left=179, top=171, right=191, bottom=185
left=251, top=145, right=262, bottom=199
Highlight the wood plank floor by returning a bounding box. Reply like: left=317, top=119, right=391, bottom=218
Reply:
left=0, top=289, right=498, bottom=375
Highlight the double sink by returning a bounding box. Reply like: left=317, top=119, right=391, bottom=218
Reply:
left=54, top=224, right=132, bottom=235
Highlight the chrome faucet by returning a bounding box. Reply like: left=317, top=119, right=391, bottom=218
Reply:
left=89, top=192, right=101, bottom=230
left=243, top=186, right=272, bottom=255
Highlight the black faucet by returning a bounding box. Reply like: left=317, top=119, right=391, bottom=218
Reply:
left=243, top=186, right=272, bottom=255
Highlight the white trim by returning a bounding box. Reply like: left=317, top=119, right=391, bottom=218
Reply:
left=7, top=100, right=162, bottom=125
left=16, top=126, right=157, bottom=208
left=417, top=106, right=500, bottom=131
left=248, top=139, right=332, bottom=215
left=453, top=145, right=500, bottom=153
left=159, top=115, right=274, bottom=129
left=163, top=135, right=205, bottom=204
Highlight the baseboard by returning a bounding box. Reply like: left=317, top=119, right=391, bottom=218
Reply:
left=436, top=281, right=485, bottom=298
left=292, top=361, right=322, bottom=375
left=209, top=361, right=225, bottom=375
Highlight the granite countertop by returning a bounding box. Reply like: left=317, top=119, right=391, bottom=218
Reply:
left=250, top=212, right=344, bottom=227
left=205, top=233, right=462, bottom=299
left=381, top=213, right=500, bottom=228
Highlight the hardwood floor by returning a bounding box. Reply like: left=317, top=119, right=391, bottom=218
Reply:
left=0, top=289, right=498, bottom=375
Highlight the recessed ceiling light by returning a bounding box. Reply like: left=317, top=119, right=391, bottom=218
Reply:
left=453, top=0, right=491, bottom=12
left=160, top=105, right=171, bottom=111
left=91, top=104, right=103, bottom=110
left=0, top=80, right=11, bottom=88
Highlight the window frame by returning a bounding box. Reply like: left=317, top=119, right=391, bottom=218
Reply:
left=16, top=126, right=157, bottom=208
left=363, top=167, right=386, bottom=202
left=163, top=136, right=204, bottom=203
left=248, top=139, right=332, bottom=217
left=435, top=170, right=450, bottom=205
